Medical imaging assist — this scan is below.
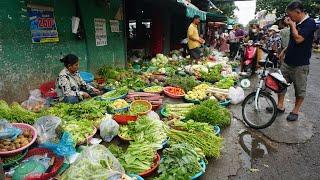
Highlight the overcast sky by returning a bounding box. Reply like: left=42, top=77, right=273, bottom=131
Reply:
left=234, top=0, right=257, bottom=26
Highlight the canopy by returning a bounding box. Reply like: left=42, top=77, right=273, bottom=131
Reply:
left=206, top=12, right=227, bottom=22
left=176, top=0, right=207, bottom=21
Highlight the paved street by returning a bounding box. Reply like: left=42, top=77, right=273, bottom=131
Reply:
left=202, top=53, right=320, bottom=180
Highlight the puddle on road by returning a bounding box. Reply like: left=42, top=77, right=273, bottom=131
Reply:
left=238, top=130, right=277, bottom=170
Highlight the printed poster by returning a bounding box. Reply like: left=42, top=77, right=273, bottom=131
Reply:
left=110, top=20, right=120, bottom=32
left=94, top=18, right=107, bottom=46
left=28, top=5, right=59, bottom=43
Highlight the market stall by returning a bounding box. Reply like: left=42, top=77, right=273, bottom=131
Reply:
left=0, top=49, right=246, bottom=179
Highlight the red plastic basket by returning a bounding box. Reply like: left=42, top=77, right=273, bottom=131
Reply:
left=139, top=153, right=160, bottom=177
left=39, top=81, right=57, bottom=98
left=24, top=148, right=64, bottom=180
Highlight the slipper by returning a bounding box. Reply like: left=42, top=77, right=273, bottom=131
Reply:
left=287, top=112, right=299, bottom=121
left=266, top=107, right=285, bottom=114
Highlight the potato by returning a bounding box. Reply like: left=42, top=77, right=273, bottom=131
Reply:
left=0, top=149, right=6, bottom=152
left=28, top=138, right=32, bottom=142
left=18, top=135, right=24, bottom=139
left=3, top=141, right=10, bottom=145
left=14, top=138, right=21, bottom=144
left=19, top=138, right=27, bottom=144
left=15, top=143, right=21, bottom=149
left=0, top=144, right=5, bottom=149
left=21, top=141, right=29, bottom=147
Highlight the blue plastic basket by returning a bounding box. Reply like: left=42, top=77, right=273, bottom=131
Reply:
left=213, top=125, right=221, bottom=136
left=80, top=71, right=94, bottom=83
left=129, top=174, right=144, bottom=180
left=191, top=160, right=206, bottom=180
left=219, top=99, right=231, bottom=107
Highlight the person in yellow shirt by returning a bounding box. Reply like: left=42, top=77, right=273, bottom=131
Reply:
left=188, top=15, right=205, bottom=63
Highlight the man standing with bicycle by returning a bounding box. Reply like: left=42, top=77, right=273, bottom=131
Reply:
left=277, top=1, right=317, bottom=121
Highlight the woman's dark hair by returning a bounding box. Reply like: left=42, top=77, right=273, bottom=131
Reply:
left=193, top=15, right=200, bottom=21
left=60, top=54, right=79, bottom=67
left=286, top=0, right=304, bottom=12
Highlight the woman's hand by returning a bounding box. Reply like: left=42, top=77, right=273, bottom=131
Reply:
left=82, top=92, right=91, bottom=99
left=92, top=88, right=101, bottom=94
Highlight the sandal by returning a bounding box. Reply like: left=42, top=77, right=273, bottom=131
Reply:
left=287, top=112, right=299, bottom=121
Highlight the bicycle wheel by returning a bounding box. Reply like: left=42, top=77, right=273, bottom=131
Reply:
left=242, top=91, right=277, bottom=129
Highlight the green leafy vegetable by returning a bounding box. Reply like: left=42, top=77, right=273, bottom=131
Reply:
left=165, top=75, right=200, bottom=92
left=214, top=77, right=235, bottom=89
left=201, top=64, right=223, bottom=83
left=167, top=119, right=223, bottom=158
left=0, top=100, right=39, bottom=124
left=61, top=119, right=95, bottom=144
left=156, top=143, right=204, bottom=180
left=119, top=142, right=158, bottom=174
left=184, top=99, right=231, bottom=128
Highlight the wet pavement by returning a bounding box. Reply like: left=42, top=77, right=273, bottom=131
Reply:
left=202, top=54, right=320, bottom=180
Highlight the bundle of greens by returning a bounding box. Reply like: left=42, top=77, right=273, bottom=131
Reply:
left=156, top=143, right=204, bottom=180
left=167, top=119, right=223, bottom=158
left=102, top=86, right=129, bottom=99
left=44, top=99, right=109, bottom=127
left=61, top=119, right=95, bottom=144
left=201, top=64, right=223, bottom=83
left=119, top=116, right=167, bottom=147
left=121, top=76, right=148, bottom=91
left=120, top=142, right=158, bottom=174
left=214, top=77, right=235, bottom=89
left=165, top=75, right=199, bottom=92
left=0, top=100, right=39, bottom=124
left=184, top=99, right=231, bottom=128
left=98, top=66, right=134, bottom=81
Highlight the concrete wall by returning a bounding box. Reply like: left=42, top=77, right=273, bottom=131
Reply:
left=0, top=0, right=126, bottom=103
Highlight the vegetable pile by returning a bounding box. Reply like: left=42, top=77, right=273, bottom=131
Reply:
left=214, top=77, right=235, bottom=89
left=185, top=83, right=210, bottom=101
left=0, top=101, right=39, bottom=124
left=119, top=142, right=158, bottom=174
left=167, top=120, right=223, bottom=158
left=185, top=99, right=231, bottom=128
left=110, top=99, right=128, bottom=110
left=165, top=75, right=199, bottom=92
left=164, top=87, right=185, bottom=96
left=126, top=92, right=163, bottom=108
left=143, top=86, right=163, bottom=93
left=102, top=87, right=128, bottom=99
left=157, top=143, right=204, bottom=180
left=119, top=116, right=167, bottom=147
left=163, top=103, right=194, bottom=119
left=0, top=130, right=33, bottom=152
left=61, top=120, right=95, bottom=144
left=151, top=54, right=169, bottom=67
left=201, top=64, right=223, bottom=83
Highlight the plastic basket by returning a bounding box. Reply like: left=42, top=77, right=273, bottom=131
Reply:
left=130, top=100, right=152, bottom=115
left=163, top=87, right=185, bottom=99
left=0, top=123, right=37, bottom=156
left=39, top=81, right=57, bottom=98
left=139, top=153, right=160, bottom=177
left=191, top=160, right=206, bottom=180
left=80, top=71, right=94, bottom=83
left=129, top=174, right=144, bottom=180
left=2, top=149, right=28, bottom=168
left=113, top=114, right=138, bottom=125
left=24, top=148, right=64, bottom=180
left=219, top=99, right=231, bottom=107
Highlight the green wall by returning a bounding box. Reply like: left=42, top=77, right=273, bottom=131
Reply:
left=0, top=0, right=126, bottom=102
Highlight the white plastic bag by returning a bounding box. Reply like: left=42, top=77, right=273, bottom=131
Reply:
left=21, top=89, right=46, bottom=112
left=147, top=111, right=160, bottom=121
left=100, top=119, right=119, bottom=142
left=33, top=116, right=61, bottom=144
left=228, top=87, right=245, bottom=105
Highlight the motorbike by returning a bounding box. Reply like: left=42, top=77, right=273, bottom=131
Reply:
left=240, top=40, right=258, bottom=75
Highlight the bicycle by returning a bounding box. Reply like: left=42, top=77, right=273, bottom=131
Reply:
left=241, top=47, right=290, bottom=129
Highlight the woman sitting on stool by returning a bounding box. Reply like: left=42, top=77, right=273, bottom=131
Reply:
left=56, top=54, right=100, bottom=104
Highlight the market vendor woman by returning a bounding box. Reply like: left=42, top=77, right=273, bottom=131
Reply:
left=56, top=54, right=100, bottom=103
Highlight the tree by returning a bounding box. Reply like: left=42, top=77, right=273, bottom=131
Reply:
left=210, top=0, right=238, bottom=17
left=256, top=0, right=320, bottom=17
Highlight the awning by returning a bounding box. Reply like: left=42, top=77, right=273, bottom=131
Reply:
left=177, top=0, right=207, bottom=21
left=206, top=12, right=227, bottom=22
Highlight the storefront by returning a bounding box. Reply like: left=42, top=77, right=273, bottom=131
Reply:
left=0, top=0, right=126, bottom=102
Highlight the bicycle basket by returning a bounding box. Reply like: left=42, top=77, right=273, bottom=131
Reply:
left=265, top=74, right=288, bottom=93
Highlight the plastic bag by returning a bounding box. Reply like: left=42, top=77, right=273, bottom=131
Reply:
left=147, top=111, right=160, bottom=121
left=0, top=119, right=22, bottom=140
left=60, top=145, right=125, bottom=180
left=33, top=116, right=61, bottom=144
left=228, top=87, right=245, bottom=105
left=21, top=89, right=46, bottom=112
left=100, top=119, right=119, bottom=142
left=39, top=132, right=76, bottom=157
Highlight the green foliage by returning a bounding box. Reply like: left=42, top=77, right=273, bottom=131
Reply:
left=184, top=99, right=231, bottom=128
left=165, top=75, right=200, bottom=92
left=256, top=0, right=320, bottom=17
left=210, top=0, right=238, bottom=17
left=156, top=143, right=203, bottom=180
